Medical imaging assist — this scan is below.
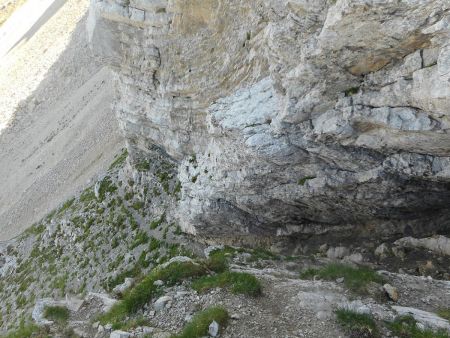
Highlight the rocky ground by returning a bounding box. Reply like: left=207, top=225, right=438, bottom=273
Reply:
left=0, top=149, right=449, bottom=338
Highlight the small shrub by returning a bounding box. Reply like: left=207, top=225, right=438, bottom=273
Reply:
left=335, top=308, right=378, bottom=337
left=300, top=263, right=384, bottom=293
left=388, top=315, right=449, bottom=338
left=43, top=305, right=69, bottom=325
left=131, top=201, right=145, bottom=211
left=192, top=271, right=262, bottom=296
left=171, top=306, right=228, bottom=338
left=2, top=321, right=45, bottom=338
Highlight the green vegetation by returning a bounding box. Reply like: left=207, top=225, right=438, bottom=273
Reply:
left=131, top=201, right=145, bottom=211
left=109, top=148, right=128, bottom=170
left=99, top=262, right=206, bottom=326
left=150, top=214, right=165, bottom=230
left=388, top=315, right=449, bottom=338
left=300, top=263, right=384, bottom=293
left=171, top=306, right=228, bottom=338
left=129, top=231, right=149, bottom=250
left=335, top=308, right=378, bottom=338
left=192, top=271, right=262, bottom=296
left=298, top=176, right=316, bottom=186
left=58, top=198, right=75, bottom=215
left=98, top=176, right=117, bottom=201
left=344, top=86, right=360, bottom=97
left=2, top=321, right=44, bottom=338
left=135, top=160, right=150, bottom=172
left=437, top=308, right=450, bottom=321
left=43, top=305, right=69, bottom=325
left=109, top=316, right=152, bottom=331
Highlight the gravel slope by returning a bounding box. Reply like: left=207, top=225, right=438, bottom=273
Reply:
left=0, top=0, right=124, bottom=240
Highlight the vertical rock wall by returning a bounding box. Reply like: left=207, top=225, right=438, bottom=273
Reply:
left=88, top=0, right=450, bottom=245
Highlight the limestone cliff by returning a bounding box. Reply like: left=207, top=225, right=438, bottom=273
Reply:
left=88, top=0, right=450, bottom=245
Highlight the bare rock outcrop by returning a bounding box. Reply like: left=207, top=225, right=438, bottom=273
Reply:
left=88, top=0, right=450, bottom=244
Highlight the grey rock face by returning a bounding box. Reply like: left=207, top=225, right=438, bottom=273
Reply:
left=88, top=0, right=450, bottom=244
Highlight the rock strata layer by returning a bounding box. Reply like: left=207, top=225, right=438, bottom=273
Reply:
left=88, top=0, right=450, bottom=244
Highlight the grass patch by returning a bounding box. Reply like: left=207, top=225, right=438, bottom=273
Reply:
left=335, top=308, right=378, bottom=337
left=130, top=231, right=149, bottom=250
left=192, top=271, right=262, bottom=296
left=109, top=149, right=128, bottom=170
left=344, top=86, right=360, bottom=97
left=98, top=176, right=117, bottom=201
left=388, top=315, right=449, bottom=338
left=300, top=263, right=384, bottom=293
left=58, top=198, right=75, bottom=215
left=135, top=160, right=150, bottom=172
left=171, top=306, right=228, bottom=338
left=99, top=262, right=206, bottom=325
left=150, top=214, right=165, bottom=230
left=43, top=305, right=69, bottom=325
left=437, top=309, right=450, bottom=321
left=2, top=322, right=45, bottom=338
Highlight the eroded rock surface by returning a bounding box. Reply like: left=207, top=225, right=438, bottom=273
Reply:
left=88, top=0, right=450, bottom=244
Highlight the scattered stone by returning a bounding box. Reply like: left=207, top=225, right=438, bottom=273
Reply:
left=113, top=277, right=134, bottom=296
left=344, top=253, right=363, bottom=263
left=318, top=244, right=328, bottom=254
left=110, top=330, right=131, bottom=338
left=160, top=256, right=196, bottom=269
left=231, top=313, right=241, bottom=320
left=154, top=296, right=173, bottom=311
left=154, top=280, right=164, bottom=287
left=374, top=243, right=390, bottom=259
left=383, top=284, right=399, bottom=302
left=336, top=277, right=344, bottom=283
left=208, top=320, right=219, bottom=337
left=142, top=326, right=155, bottom=334
left=326, top=246, right=350, bottom=260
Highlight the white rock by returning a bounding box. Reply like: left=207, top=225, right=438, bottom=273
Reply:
left=392, top=306, right=450, bottom=330
left=154, top=296, right=172, bottom=311
left=208, top=320, right=219, bottom=337
left=113, top=277, right=134, bottom=296
left=153, top=280, right=164, bottom=287
left=374, top=243, right=390, bottom=258
left=327, top=246, right=350, bottom=260
left=160, top=256, right=196, bottom=269
left=383, top=284, right=399, bottom=302
left=110, top=330, right=131, bottom=338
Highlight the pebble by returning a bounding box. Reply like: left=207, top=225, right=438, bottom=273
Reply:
left=208, top=320, right=219, bottom=337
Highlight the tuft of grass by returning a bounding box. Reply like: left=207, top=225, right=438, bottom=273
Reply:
left=2, top=321, right=45, bottom=338
left=437, top=309, right=450, bottom=321
left=58, top=198, right=75, bottom=215
left=335, top=308, right=378, bottom=337
left=300, top=263, right=384, bottom=293
left=43, top=305, right=69, bottom=325
left=129, top=231, right=149, bottom=250
left=99, top=262, right=206, bottom=325
left=388, top=315, right=449, bottom=338
left=150, top=214, right=165, bottom=230
left=135, top=160, right=150, bottom=172
left=171, top=306, right=228, bottom=338
left=298, top=176, right=316, bottom=186
left=192, top=271, right=262, bottom=296
left=98, top=176, right=117, bottom=201
left=344, top=86, right=360, bottom=97
left=109, top=148, right=128, bottom=170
